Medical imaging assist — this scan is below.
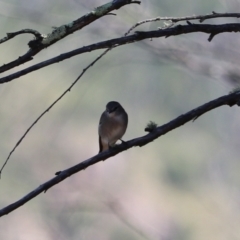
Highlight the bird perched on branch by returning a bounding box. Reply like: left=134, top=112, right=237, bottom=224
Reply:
left=98, top=101, right=128, bottom=153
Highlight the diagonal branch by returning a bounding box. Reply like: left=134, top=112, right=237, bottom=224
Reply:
left=0, top=0, right=141, bottom=74
left=0, top=48, right=111, bottom=177
left=0, top=91, right=240, bottom=217
left=1, top=22, right=240, bottom=83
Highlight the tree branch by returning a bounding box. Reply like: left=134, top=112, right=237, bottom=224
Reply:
left=1, top=22, right=240, bottom=83
left=0, top=0, right=141, bottom=74
left=0, top=29, right=43, bottom=44
left=125, top=12, right=240, bottom=35
left=0, top=91, right=240, bottom=217
left=0, top=48, right=111, bottom=177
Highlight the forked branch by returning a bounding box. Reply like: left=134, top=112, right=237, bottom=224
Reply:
left=0, top=0, right=141, bottom=73
left=125, top=12, right=240, bottom=35
left=1, top=22, right=240, bottom=83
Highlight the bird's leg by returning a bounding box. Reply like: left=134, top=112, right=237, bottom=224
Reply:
left=108, top=139, right=127, bottom=150
left=108, top=142, right=121, bottom=150
left=108, top=143, right=116, bottom=150
left=120, top=139, right=127, bottom=146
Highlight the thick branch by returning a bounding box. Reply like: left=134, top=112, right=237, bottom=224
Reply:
left=0, top=22, right=240, bottom=84
left=0, top=91, right=240, bottom=217
left=0, top=0, right=140, bottom=74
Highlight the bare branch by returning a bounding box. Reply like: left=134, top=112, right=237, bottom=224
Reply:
left=0, top=3, right=130, bottom=174
left=0, top=29, right=43, bottom=44
left=0, top=0, right=141, bottom=73
left=1, top=22, right=240, bottom=83
left=0, top=91, right=240, bottom=217
left=125, top=12, right=240, bottom=35
left=0, top=6, right=130, bottom=175
left=0, top=48, right=111, bottom=177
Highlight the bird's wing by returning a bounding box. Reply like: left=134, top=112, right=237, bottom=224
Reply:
left=99, top=135, right=103, bottom=153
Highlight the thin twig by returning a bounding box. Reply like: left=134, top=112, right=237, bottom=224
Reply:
left=0, top=14, right=138, bottom=175
left=125, top=12, right=240, bottom=35
left=0, top=29, right=43, bottom=44
left=0, top=48, right=110, bottom=178
left=0, top=91, right=240, bottom=216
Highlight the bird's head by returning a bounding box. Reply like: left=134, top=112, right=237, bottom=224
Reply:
left=106, top=101, right=122, bottom=115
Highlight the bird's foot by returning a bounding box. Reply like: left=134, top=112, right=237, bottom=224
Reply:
left=120, top=139, right=127, bottom=146
left=108, top=140, right=127, bottom=150
left=109, top=144, right=118, bottom=150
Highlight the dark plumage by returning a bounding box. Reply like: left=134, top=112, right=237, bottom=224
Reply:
left=98, top=101, right=128, bottom=153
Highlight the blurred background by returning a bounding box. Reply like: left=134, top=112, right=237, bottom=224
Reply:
left=0, top=0, right=240, bottom=239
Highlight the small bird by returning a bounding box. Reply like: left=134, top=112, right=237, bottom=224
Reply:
left=98, top=101, right=128, bottom=153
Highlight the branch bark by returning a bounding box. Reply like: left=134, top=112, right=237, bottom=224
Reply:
left=1, top=22, right=240, bottom=83
left=0, top=0, right=140, bottom=73
left=0, top=91, right=240, bottom=217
